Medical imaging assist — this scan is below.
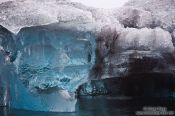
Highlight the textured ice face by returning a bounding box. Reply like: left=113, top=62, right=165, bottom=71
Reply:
left=0, top=0, right=123, bottom=33
left=0, top=26, right=15, bottom=106
left=9, top=22, right=96, bottom=112
left=10, top=76, right=77, bottom=112
left=117, top=0, right=175, bottom=32
left=113, top=27, right=175, bottom=75
left=0, top=26, right=16, bottom=61
left=94, top=27, right=175, bottom=79
left=117, top=28, right=174, bottom=52
left=0, top=0, right=95, bottom=33
left=15, top=23, right=96, bottom=92
left=0, top=51, right=8, bottom=106
left=116, top=7, right=153, bottom=28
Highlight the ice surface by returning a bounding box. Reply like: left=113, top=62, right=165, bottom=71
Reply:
left=94, top=27, right=175, bottom=78
left=9, top=22, right=96, bottom=112
left=0, top=50, right=8, bottom=106
left=117, top=28, right=174, bottom=52
left=116, top=7, right=153, bottom=28
left=112, top=27, right=175, bottom=76
left=117, top=0, right=175, bottom=32
left=10, top=74, right=77, bottom=112
left=0, top=26, right=15, bottom=106
left=0, top=0, right=95, bottom=33
left=0, top=0, right=174, bottom=34
left=0, top=0, right=123, bottom=34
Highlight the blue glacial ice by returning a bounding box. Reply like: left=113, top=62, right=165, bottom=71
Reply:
left=0, top=23, right=96, bottom=112
left=0, top=50, right=10, bottom=107
left=0, top=25, right=16, bottom=106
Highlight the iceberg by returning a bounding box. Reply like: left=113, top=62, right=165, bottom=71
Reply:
left=9, top=22, right=96, bottom=112
left=0, top=0, right=175, bottom=112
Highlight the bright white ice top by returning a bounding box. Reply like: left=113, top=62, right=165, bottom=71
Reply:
left=71, top=0, right=129, bottom=9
